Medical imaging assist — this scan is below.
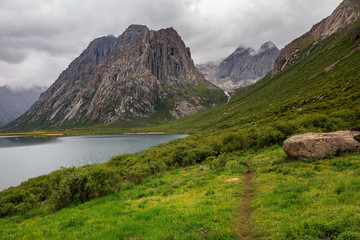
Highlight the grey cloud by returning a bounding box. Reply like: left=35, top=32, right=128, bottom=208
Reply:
left=0, top=47, right=29, bottom=64
left=0, top=0, right=343, bottom=88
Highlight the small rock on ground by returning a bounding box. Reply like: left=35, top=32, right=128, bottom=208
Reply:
left=199, top=166, right=210, bottom=171
left=225, top=178, right=240, bottom=182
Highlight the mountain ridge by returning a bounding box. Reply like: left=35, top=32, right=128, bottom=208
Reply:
left=8, top=25, right=226, bottom=130
left=197, top=42, right=280, bottom=90
left=0, top=86, right=44, bottom=127
left=272, top=0, right=360, bottom=75
left=1, top=1, right=360, bottom=239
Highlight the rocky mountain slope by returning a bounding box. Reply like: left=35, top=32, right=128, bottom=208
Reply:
left=8, top=25, right=226, bottom=130
left=197, top=42, right=280, bottom=90
left=151, top=0, right=360, bottom=134
left=0, top=86, right=44, bottom=127
left=273, top=0, right=360, bottom=75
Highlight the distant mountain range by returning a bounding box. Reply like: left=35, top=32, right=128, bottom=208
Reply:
left=156, top=0, right=360, bottom=133
left=5, top=0, right=360, bottom=132
left=197, top=42, right=280, bottom=90
left=8, top=25, right=226, bottom=130
left=0, top=86, right=44, bottom=127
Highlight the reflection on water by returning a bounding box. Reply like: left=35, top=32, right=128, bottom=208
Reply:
left=0, top=134, right=187, bottom=191
left=0, top=136, right=58, bottom=148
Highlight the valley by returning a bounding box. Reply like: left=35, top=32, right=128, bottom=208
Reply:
left=1, top=0, right=360, bottom=239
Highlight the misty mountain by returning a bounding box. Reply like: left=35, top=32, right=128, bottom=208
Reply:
left=197, top=42, right=280, bottom=90
left=0, top=86, right=44, bottom=127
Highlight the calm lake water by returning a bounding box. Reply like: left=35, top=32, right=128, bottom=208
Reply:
left=0, top=134, right=187, bottom=191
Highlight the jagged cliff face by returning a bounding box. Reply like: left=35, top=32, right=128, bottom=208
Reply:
left=273, top=0, right=360, bottom=75
left=11, top=25, right=225, bottom=129
left=197, top=42, right=280, bottom=90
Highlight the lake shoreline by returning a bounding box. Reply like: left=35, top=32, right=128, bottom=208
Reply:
left=0, top=134, right=187, bottom=191
left=0, top=131, right=182, bottom=137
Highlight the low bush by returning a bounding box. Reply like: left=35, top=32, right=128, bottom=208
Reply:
left=338, top=231, right=360, bottom=240
left=297, top=114, right=339, bottom=131
left=126, top=163, right=151, bottom=183
left=108, top=153, right=136, bottom=167
left=49, top=165, right=120, bottom=210
left=0, top=189, right=38, bottom=217
left=273, top=120, right=298, bottom=137
left=225, top=157, right=249, bottom=174
left=220, top=132, right=247, bottom=152
left=257, top=128, right=284, bottom=148
left=170, top=144, right=216, bottom=167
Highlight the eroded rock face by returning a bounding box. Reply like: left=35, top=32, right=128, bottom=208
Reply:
left=197, top=42, right=280, bottom=90
left=11, top=25, right=225, bottom=129
left=273, top=0, right=360, bottom=75
left=283, top=131, right=360, bottom=159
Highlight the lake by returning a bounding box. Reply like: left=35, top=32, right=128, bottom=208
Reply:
left=0, top=134, right=187, bottom=191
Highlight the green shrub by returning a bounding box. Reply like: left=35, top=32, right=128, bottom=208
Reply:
left=49, top=166, right=119, bottom=210
left=86, top=166, right=120, bottom=198
left=170, top=144, right=216, bottom=167
left=148, top=158, right=167, bottom=175
left=108, top=153, right=135, bottom=167
left=50, top=168, right=90, bottom=209
left=0, top=189, right=38, bottom=217
left=258, top=129, right=284, bottom=148
left=297, top=114, right=338, bottom=131
left=208, top=154, right=228, bottom=169
left=126, top=164, right=151, bottom=183
left=220, top=132, right=247, bottom=152
left=273, top=120, right=297, bottom=137
left=338, top=231, right=360, bottom=240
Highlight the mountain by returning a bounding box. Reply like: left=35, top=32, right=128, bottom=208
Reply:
left=0, top=86, right=44, bottom=127
left=8, top=25, right=226, bottom=130
left=273, top=0, right=360, bottom=75
left=197, top=42, right=280, bottom=90
left=149, top=1, right=360, bottom=134
left=2, top=1, right=360, bottom=239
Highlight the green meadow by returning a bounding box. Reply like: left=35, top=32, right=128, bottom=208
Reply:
left=1, top=147, right=360, bottom=239
left=1, top=13, right=360, bottom=240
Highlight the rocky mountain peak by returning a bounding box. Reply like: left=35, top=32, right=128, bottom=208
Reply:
left=9, top=25, right=225, bottom=129
left=197, top=42, right=280, bottom=90
left=310, top=0, right=360, bottom=38
left=233, top=47, right=252, bottom=54
left=85, top=35, right=117, bottom=61
left=126, top=24, right=149, bottom=32
left=272, top=0, right=360, bottom=75
left=260, top=41, right=277, bottom=51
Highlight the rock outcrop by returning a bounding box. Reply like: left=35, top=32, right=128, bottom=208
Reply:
left=273, top=0, right=360, bottom=75
left=197, top=42, right=280, bottom=90
left=10, top=25, right=226, bottom=129
left=283, top=131, right=360, bottom=159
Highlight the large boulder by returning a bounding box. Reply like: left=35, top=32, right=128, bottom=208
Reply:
left=283, top=131, right=360, bottom=159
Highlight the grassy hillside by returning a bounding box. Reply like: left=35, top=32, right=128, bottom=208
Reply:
left=0, top=19, right=360, bottom=240
left=1, top=148, right=360, bottom=239
left=143, top=22, right=360, bottom=134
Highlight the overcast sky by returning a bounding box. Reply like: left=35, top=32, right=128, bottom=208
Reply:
left=0, top=0, right=342, bottom=89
